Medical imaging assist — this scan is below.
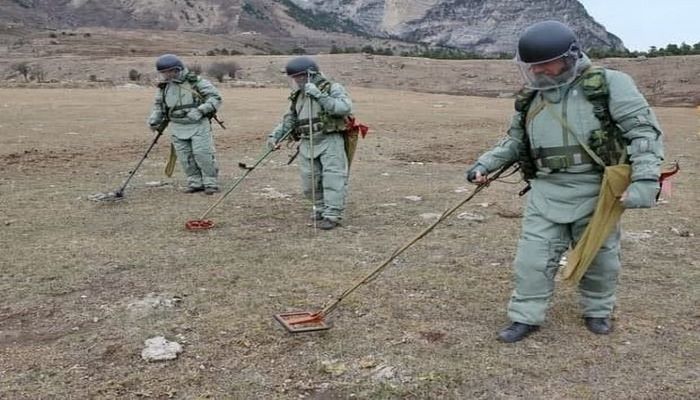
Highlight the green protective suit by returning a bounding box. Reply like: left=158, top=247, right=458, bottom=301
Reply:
left=269, top=74, right=353, bottom=222
left=148, top=69, right=222, bottom=190
left=474, top=56, right=664, bottom=325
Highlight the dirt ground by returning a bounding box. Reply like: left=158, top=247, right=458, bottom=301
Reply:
left=0, top=79, right=698, bottom=399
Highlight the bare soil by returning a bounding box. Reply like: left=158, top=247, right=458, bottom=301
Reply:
left=0, top=67, right=698, bottom=398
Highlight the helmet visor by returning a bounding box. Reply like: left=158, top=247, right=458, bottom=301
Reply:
left=286, top=71, right=312, bottom=90
left=515, top=46, right=582, bottom=90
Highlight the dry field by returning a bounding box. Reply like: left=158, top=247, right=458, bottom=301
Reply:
left=0, top=81, right=698, bottom=399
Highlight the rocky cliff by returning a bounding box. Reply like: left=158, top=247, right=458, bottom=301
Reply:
left=291, top=0, right=625, bottom=54
left=1, top=0, right=625, bottom=54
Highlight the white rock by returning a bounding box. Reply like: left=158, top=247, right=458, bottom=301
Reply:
left=141, top=336, right=182, bottom=361
left=145, top=181, right=167, bottom=187
left=419, top=213, right=442, bottom=221
left=456, top=212, right=485, bottom=221
left=259, top=187, right=291, bottom=200
left=404, top=195, right=422, bottom=202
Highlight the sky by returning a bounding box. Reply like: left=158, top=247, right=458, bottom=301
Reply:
left=578, top=0, right=700, bottom=51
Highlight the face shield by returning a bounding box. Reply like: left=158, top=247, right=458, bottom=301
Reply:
left=159, top=67, right=183, bottom=82
left=286, top=70, right=317, bottom=90
left=515, top=44, right=584, bottom=90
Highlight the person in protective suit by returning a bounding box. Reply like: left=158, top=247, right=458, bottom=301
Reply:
left=148, top=54, right=222, bottom=195
left=266, top=56, right=353, bottom=230
left=466, top=21, right=664, bottom=343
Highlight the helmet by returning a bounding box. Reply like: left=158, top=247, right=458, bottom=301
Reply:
left=516, top=20, right=579, bottom=63
left=285, top=56, right=319, bottom=76
left=155, top=54, right=184, bottom=72
left=515, top=21, right=584, bottom=90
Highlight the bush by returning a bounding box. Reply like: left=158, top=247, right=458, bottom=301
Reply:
left=206, top=61, right=241, bottom=82
left=31, top=66, right=46, bottom=82
left=11, top=62, right=31, bottom=82
left=128, top=69, right=141, bottom=81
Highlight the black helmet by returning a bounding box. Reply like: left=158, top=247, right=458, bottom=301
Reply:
left=156, top=54, right=184, bottom=72
left=285, top=56, right=319, bottom=76
left=516, top=21, right=579, bottom=63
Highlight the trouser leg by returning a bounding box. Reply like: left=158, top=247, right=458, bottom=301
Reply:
left=190, top=128, right=218, bottom=188
left=299, top=142, right=323, bottom=213
left=172, top=136, right=202, bottom=188
left=507, top=201, right=570, bottom=325
left=318, top=133, right=348, bottom=221
left=573, top=217, right=622, bottom=317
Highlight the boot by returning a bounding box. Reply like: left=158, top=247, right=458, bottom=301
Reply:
left=183, top=186, right=204, bottom=194
left=497, top=322, right=539, bottom=343
left=584, top=317, right=613, bottom=334
left=310, top=212, right=324, bottom=221
left=317, top=218, right=339, bottom=230
left=204, top=186, right=220, bottom=195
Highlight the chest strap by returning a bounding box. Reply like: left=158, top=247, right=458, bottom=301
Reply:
left=535, top=146, right=595, bottom=170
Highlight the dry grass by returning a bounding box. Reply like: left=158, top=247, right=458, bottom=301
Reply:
left=0, top=86, right=698, bottom=399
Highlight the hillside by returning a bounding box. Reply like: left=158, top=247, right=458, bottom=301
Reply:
left=0, top=0, right=625, bottom=55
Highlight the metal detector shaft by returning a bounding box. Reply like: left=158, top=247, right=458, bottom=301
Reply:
left=313, top=163, right=515, bottom=320
left=306, top=86, right=318, bottom=231
left=196, top=148, right=273, bottom=220
left=195, top=131, right=293, bottom=220
left=115, top=131, right=163, bottom=196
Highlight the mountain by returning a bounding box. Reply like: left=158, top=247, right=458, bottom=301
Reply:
left=0, top=0, right=626, bottom=54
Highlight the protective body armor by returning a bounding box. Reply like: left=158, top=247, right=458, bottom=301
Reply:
left=147, top=70, right=222, bottom=189
left=515, top=66, right=626, bottom=180
left=267, top=73, right=353, bottom=221
left=475, top=58, right=663, bottom=222
left=288, top=79, right=348, bottom=139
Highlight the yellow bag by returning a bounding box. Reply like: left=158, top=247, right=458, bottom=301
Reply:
left=562, top=164, right=631, bottom=283
left=164, top=143, right=177, bottom=177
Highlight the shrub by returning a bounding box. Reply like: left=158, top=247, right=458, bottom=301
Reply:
left=11, top=62, right=31, bottom=82
left=206, top=61, right=241, bottom=82
left=128, top=69, right=141, bottom=81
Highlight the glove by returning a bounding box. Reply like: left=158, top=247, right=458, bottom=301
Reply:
left=304, top=82, right=323, bottom=99
left=621, top=180, right=659, bottom=209
left=149, top=124, right=160, bottom=133
left=466, top=163, right=488, bottom=183
left=266, top=136, right=279, bottom=151
left=187, top=108, right=203, bottom=121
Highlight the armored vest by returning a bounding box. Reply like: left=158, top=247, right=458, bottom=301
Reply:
left=515, top=67, right=627, bottom=180
left=159, top=73, right=212, bottom=122
left=290, top=79, right=347, bottom=139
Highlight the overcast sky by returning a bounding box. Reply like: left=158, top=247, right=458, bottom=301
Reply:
left=578, top=0, right=700, bottom=51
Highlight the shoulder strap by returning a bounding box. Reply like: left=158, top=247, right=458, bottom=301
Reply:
left=580, top=66, right=627, bottom=165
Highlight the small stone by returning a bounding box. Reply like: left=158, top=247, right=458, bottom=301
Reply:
left=141, top=336, right=183, bottom=362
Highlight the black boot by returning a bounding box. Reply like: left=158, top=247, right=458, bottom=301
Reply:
left=204, top=186, right=220, bottom=195
left=584, top=317, right=613, bottom=334
left=183, top=186, right=204, bottom=194
left=497, top=322, right=539, bottom=343
left=317, top=218, right=339, bottom=230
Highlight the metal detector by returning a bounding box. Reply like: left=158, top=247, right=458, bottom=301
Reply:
left=274, top=163, right=518, bottom=333
left=89, top=130, right=163, bottom=201
left=185, top=132, right=292, bottom=231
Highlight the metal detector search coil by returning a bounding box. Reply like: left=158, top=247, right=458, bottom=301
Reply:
left=273, top=311, right=331, bottom=333
left=185, top=219, right=214, bottom=231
